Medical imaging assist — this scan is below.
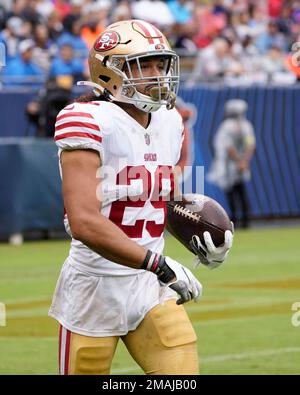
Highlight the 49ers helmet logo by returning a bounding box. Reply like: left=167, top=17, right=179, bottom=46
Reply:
left=94, top=31, right=120, bottom=51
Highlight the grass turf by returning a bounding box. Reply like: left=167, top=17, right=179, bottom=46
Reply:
left=0, top=226, right=300, bottom=374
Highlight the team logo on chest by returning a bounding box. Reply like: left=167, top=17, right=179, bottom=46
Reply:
left=144, top=153, right=157, bottom=161
left=144, top=133, right=151, bottom=145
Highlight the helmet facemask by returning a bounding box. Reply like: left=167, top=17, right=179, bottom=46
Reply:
left=118, top=52, right=179, bottom=112
left=81, top=51, right=179, bottom=112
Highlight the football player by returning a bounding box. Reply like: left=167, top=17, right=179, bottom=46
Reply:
left=49, top=19, right=233, bottom=375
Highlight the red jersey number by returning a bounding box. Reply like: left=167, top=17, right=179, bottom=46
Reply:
left=109, top=165, right=174, bottom=238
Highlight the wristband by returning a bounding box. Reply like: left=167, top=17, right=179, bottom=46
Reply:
left=142, top=250, right=175, bottom=284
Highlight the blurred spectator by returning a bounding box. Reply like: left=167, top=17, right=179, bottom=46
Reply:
left=255, top=20, right=288, bottom=53
left=170, top=22, right=197, bottom=55
left=234, top=11, right=256, bottom=41
left=49, top=42, right=84, bottom=81
left=268, top=0, right=284, bottom=18
left=131, top=0, right=175, bottom=27
left=276, top=5, right=292, bottom=37
left=36, top=0, right=55, bottom=20
left=192, top=3, right=227, bottom=48
left=46, top=11, right=63, bottom=41
left=187, top=37, right=243, bottom=83
left=0, top=4, right=7, bottom=30
left=166, top=0, right=196, bottom=54
left=80, top=1, right=112, bottom=49
left=231, top=0, right=251, bottom=14
left=26, top=75, right=73, bottom=137
left=207, top=99, right=256, bottom=228
left=81, top=18, right=105, bottom=50
left=291, top=1, right=300, bottom=36
left=248, top=4, right=268, bottom=38
left=69, top=0, right=84, bottom=17
left=0, top=16, right=24, bottom=61
left=53, top=0, right=72, bottom=20
left=5, top=0, right=28, bottom=20
left=111, top=1, right=132, bottom=23
left=233, top=34, right=259, bottom=64
left=32, top=23, right=55, bottom=72
left=57, top=13, right=88, bottom=60
left=1, top=38, right=43, bottom=86
left=167, top=0, right=191, bottom=25
left=260, top=46, right=288, bottom=81
left=19, top=0, right=42, bottom=26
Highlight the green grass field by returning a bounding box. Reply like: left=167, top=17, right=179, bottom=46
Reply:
left=0, top=226, right=300, bottom=375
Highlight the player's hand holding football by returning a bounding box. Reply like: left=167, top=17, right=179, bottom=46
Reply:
left=189, top=223, right=234, bottom=270
left=142, top=251, right=202, bottom=305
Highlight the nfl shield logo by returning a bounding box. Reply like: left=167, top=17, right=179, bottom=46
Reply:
left=144, top=133, right=150, bottom=145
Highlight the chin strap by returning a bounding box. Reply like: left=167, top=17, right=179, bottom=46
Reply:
left=76, top=80, right=108, bottom=98
left=166, top=92, right=176, bottom=110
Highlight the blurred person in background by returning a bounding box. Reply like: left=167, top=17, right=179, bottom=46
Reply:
left=46, top=10, right=63, bottom=41
left=81, top=17, right=105, bottom=50
left=0, top=6, right=5, bottom=32
left=53, top=0, right=73, bottom=20
left=187, top=37, right=230, bottom=82
left=260, top=44, right=294, bottom=83
left=187, top=37, right=242, bottom=83
left=131, top=0, right=175, bottom=28
left=248, top=3, right=268, bottom=37
left=57, top=13, right=88, bottom=60
left=192, top=2, right=227, bottom=49
left=110, top=1, right=132, bottom=23
left=26, top=75, right=73, bottom=137
left=207, top=99, right=256, bottom=229
left=4, top=0, right=27, bottom=20
left=68, top=0, right=84, bottom=18
left=18, top=0, right=42, bottom=26
left=35, top=0, right=55, bottom=20
left=80, top=0, right=112, bottom=49
left=0, top=16, right=24, bottom=61
left=276, top=3, right=293, bottom=39
left=49, top=42, right=85, bottom=81
left=164, top=0, right=196, bottom=55
left=255, top=20, right=288, bottom=53
left=31, top=22, right=55, bottom=72
left=232, top=34, right=260, bottom=76
left=167, top=0, right=192, bottom=25
left=290, top=1, right=300, bottom=36
left=1, top=38, right=43, bottom=85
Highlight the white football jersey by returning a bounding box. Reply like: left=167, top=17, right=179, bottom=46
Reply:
left=54, top=100, right=184, bottom=275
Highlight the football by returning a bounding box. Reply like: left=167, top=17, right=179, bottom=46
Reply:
left=166, top=194, right=232, bottom=252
